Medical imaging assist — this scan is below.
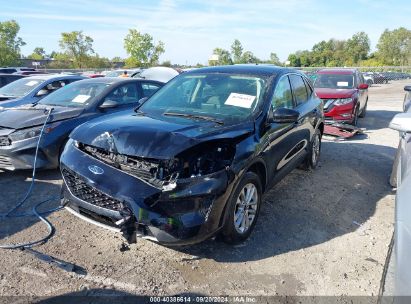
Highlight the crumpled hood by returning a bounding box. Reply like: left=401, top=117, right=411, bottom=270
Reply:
left=70, top=112, right=254, bottom=159
left=0, top=105, right=84, bottom=129
left=315, top=88, right=356, bottom=99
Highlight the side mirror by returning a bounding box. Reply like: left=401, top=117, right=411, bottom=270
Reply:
left=389, top=113, right=411, bottom=133
left=268, top=107, right=300, bottom=124
left=36, top=89, right=49, bottom=97
left=404, top=86, right=411, bottom=92
left=358, top=83, right=369, bottom=90
left=100, top=99, right=118, bottom=109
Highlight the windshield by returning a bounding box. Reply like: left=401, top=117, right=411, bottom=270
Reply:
left=0, top=78, right=44, bottom=98
left=38, top=81, right=109, bottom=108
left=139, top=73, right=267, bottom=124
left=314, top=74, right=354, bottom=89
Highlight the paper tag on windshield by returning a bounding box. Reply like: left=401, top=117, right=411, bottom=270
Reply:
left=224, top=93, right=255, bottom=108
left=25, top=81, right=38, bottom=86
left=337, top=82, right=349, bottom=87
left=72, top=94, right=90, bottom=103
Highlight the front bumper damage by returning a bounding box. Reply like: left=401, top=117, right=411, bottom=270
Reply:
left=60, top=140, right=235, bottom=245
left=0, top=134, right=54, bottom=170
left=323, top=101, right=355, bottom=123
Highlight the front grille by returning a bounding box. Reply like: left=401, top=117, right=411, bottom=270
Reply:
left=0, top=136, right=10, bottom=146
left=0, top=156, right=13, bottom=168
left=62, top=167, right=126, bottom=212
left=77, top=143, right=180, bottom=188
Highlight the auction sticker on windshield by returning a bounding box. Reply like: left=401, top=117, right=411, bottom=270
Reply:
left=72, top=95, right=91, bottom=103
left=337, top=82, right=349, bottom=87
left=225, top=93, right=255, bottom=108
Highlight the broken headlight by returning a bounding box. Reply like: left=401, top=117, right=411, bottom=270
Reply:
left=178, top=142, right=235, bottom=178
left=9, top=126, right=43, bottom=142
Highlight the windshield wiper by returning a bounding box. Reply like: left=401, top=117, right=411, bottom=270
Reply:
left=163, top=112, right=224, bottom=125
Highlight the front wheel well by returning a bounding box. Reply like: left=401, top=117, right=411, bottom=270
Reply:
left=247, top=162, right=267, bottom=193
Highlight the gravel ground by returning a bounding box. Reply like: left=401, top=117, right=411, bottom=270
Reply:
left=0, top=80, right=405, bottom=299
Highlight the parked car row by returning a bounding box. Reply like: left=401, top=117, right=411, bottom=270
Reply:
left=0, top=65, right=325, bottom=246
left=362, top=71, right=411, bottom=85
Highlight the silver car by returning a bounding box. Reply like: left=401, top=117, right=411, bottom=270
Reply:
left=0, top=74, right=86, bottom=109
left=389, top=86, right=411, bottom=296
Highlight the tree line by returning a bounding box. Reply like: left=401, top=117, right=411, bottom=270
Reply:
left=1, top=19, right=411, bottom=69
left=0, top=20, right=166, bottom=69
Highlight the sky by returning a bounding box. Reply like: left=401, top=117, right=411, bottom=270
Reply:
left=1, top=0, right=411, bottom=65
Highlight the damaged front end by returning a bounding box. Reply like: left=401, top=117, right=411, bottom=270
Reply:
left=60, top=138, right=238, bottom=245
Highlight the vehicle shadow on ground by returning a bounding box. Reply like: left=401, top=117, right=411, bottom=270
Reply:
left=360, top=109, right=401, bottom=131
left=176, top=141, right=396, bottom=262
left=35, top=289, right=205, bottom=304
left=0, top=169, right=62, bottom=243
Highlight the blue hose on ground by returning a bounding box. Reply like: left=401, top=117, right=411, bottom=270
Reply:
left=0, top=108, right=62, bottom=249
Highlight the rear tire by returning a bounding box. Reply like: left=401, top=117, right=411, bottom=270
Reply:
left=301, top=128, right=322, bottom=171
left=220, top=172, right=262, bottom=245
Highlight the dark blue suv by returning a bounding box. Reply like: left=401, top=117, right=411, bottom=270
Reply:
left=60, top=65, right=324, bottom=246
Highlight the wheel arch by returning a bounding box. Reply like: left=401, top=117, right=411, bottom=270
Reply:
left=246, top=159, right=267, bottom=193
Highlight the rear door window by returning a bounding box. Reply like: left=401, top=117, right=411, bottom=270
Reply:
left=289, top=74, right=309, bottom=105
left=105, top=83, right=141, bottom=105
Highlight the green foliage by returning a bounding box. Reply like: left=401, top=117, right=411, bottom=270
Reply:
left=47, top=52, right=73, bottom=69
left=211, top=40, right=264, bottom=65
left=28, top=47, right=46, bottom=60
left=111, top=56, right=124, bottom=62
left=84, top=55, right=111, bottom=68
left=0, top=20, right=26, bottom=66
left=240, top=51, right=260, bottom=64
left=287, top=32, right=371, bottom=67
left=160, top=60, right=171, bottom=67
left=376, top=27, right=411, bottom=65
left=209, top=48, right=233, bottom=65
left=231, top=39, right=243, bottom=63
left=344, top=32, right=370, bottom=64
left=268, top=52, right=281, bottom=65
left=59, top=31, right=94, bottom=68
left=123, top=29, right=165, bottom=68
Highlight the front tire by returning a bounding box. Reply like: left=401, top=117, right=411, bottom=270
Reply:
left=221, top=172, right=262, bottom=244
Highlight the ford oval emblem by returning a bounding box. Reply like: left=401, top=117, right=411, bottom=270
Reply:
left=88, top=165, right=104, bottom=175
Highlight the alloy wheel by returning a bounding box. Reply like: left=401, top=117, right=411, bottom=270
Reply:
left=234, top=183, right=258, bottom=234
left=312, top=133, right=321, bottom=166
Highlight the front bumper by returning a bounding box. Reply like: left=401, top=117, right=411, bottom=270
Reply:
left=0, top=136, right=55, bottom=170
left=324, top=102, right=355, bottom=123
left=60, top=140, right=234, bottom=245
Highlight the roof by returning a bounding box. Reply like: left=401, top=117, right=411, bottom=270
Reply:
left=0, top=73, right=27, bottom=77
left=73, top=77, right=164, bottom=85
left=24, top=74, right=86, bottom=81
left=316, top=68, right=357, bottom=75
left=185, top=64, right=295, bottom=77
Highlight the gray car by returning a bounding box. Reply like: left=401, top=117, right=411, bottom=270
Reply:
left=389, top=86, right=411, bottom=296
left=0, top=74, right=86, bottom=109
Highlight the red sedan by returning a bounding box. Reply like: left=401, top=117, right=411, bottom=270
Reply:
left=313, top=68, right=369, bottom=126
